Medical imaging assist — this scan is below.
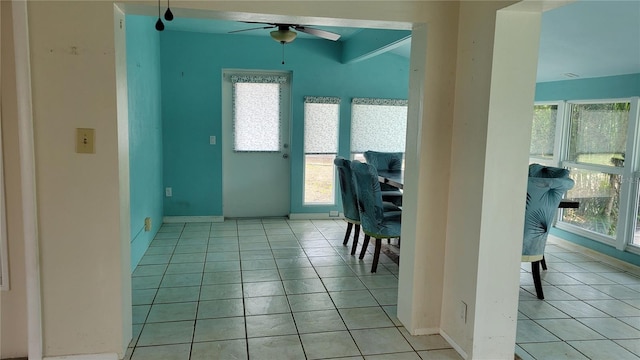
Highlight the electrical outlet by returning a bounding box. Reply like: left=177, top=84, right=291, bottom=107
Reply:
left=329, top=210, right=339, bottom=217
left=210, top=136, right=216, bottom=145
left=144, top=217, right=152, bottom=231
left=165, top=187, right=172, bottom=197
left=460, top=301, right=467, bottom=323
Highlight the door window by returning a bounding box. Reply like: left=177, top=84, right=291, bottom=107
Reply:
left=303, top=97, right=340, bottom=205
left=231, top=75, right=287, bottom=152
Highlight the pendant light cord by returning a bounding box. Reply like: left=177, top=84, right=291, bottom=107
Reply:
left=281, top=42, right=285, bottom=65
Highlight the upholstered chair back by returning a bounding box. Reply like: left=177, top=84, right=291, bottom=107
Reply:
left=333, top=157, right=360, bottom=223
left=351, top=160, right=402, bottom=238
left=523, top=166, right=575, bottom=261
left=363, top=151, right=403, bottom=171
left=528, top=163, right=571, bottom=179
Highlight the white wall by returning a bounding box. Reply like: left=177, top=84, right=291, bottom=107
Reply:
left=5, top=1, right=543, bottom=358
left=26, top=1, right=127, bottom=356
left=1, top=1, right=29, bottom=357
left=441, top=2, right=542, bottom=358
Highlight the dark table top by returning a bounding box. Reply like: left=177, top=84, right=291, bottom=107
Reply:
left=377, top=170, right=404, bottom=189
left=376, top=169, right=580, bottom=209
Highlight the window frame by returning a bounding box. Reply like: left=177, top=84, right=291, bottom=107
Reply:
left=231, top=75, right=287, bottom=153
left=349, top=98, right=408, bottom=158
left=302, top=96, right=341, bottom=206
left=551, top=97, right=640, bottom=255
left=529, top=101, right=565, bottom=166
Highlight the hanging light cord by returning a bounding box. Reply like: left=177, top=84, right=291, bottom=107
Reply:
left=155, top=0, right=164, bottom=31
left=281, top=42, right=286, bottom=65
left=165, top=0, right=174, bottom=21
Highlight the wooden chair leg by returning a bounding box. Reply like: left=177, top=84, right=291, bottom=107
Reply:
left=371, top=238, right=382, bottom=273
left=541, top=256, right=547, bottom=271
left=532, top=261, right=544, bottom=300
left=359, top=235, right=371, bottom=259
left=350, top=225, right=361, bottom=256
left=342, top=223, right=353, bottom=246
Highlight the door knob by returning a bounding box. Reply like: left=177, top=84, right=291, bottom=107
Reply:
left=283, top=154, right=289, bottom=159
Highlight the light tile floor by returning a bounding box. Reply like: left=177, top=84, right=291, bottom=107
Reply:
left=516, top=237, right=640, bottom=360
left=127, top=219, right=640, bottom=360
left=127, top=219, right=458, bottom=360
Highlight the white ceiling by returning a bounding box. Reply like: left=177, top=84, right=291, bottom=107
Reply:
left=154, top=1, right=640, bottom=83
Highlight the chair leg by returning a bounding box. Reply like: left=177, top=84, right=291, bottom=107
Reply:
left=359, top=235, right=371, bottom=259
left=350, top=225, right=361, bottom=256
left=541, top=256, right=547, bottom=271
left=531, top=261, right=544, bottom=300
left=371, top=238, right=382, bottom=273
left=342, top=223, right=353, bottom=246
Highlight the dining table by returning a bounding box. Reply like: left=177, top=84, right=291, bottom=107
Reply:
left=377, top=170, right=404, bottom=189
left=376, top=169, right=580, bottom=209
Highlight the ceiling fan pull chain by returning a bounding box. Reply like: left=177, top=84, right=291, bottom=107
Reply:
left=281, top=42, right=286, bottom=65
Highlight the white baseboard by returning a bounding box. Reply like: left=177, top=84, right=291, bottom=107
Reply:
left=43, top=353, right=118, bottom=360
left=439, top=329, right=468, bottom=360
left=162, top=216, right=224, bottom=223
left=408, top=326, right=440, bottom=336
left=289, top=213, right=344, bottom=220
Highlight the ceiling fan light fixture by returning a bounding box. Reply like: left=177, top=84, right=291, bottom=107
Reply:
left=270, top=29, right=297, bottom=43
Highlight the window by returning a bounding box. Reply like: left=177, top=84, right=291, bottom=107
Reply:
left=530, top=103, right=560, bottom=163
left=303, top=97, right=340, bottom=205
left=560, top=102, right=631, bottom=240
left=231, top=75, right=286, bottom=152
left=567, top=103, right=629, bottom=167
left=530, top=99, right=640, bottom=255
left=350, top=98, right=408, bottom=162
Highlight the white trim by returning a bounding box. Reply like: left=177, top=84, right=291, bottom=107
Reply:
left=0, top=47, right=8, bottom=290
left=439, top=329, right=468, bottom=360
left=617, top=97, right=640, bottom=251
left=288, top=212, right=344, bottom=220
left=162, top=215, right=224, bottom=223
left=12, top=0, right=43, bottom=358
left=43, top=353, right=119, bottom=360
left=408, top=326, right=440, bottom=336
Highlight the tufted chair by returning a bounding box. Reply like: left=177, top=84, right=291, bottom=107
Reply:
left=363, top=151, right=404, bottom=205
left=334, top=157, right=401, bottom=256
left=524, top=164, right=574, bottom=299
left=350, top=160, right=402, bottom=273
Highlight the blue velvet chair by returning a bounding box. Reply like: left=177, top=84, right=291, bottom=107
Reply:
left=334, top=157, right=401, bottom=256
left=527, top=163, right=572, bottom=270
left=350, top=160, right=402, bottom=273
left=524, top=164, right=574, bottom=299
left=363, top=151, right=404, bottom=205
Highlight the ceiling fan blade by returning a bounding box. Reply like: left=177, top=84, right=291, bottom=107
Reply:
left=228, top=25, right=275, bottom=34
left=294, top=26, right=341, bottom=41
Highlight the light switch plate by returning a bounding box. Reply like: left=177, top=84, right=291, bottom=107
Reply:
left=76, top=128, right=95, bottom=154
left=210, top=136, right=216, bottom=145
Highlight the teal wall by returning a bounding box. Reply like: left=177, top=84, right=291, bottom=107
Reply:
left=535, top=73, right=640, bottom=266
left=535, top=73, right=640, bottom=101
left=127, top=15, right=164, bottom=270
left=160, top=31, right=409, bottom=216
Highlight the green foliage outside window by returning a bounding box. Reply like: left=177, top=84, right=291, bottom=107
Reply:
left=530, top=105, right=557, bottom=158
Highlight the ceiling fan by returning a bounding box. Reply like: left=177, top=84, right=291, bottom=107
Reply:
left=229, top=23, right=341, bottom=44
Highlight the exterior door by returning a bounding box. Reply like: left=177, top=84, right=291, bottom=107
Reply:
left=222, top=71, right=291, bottom=218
